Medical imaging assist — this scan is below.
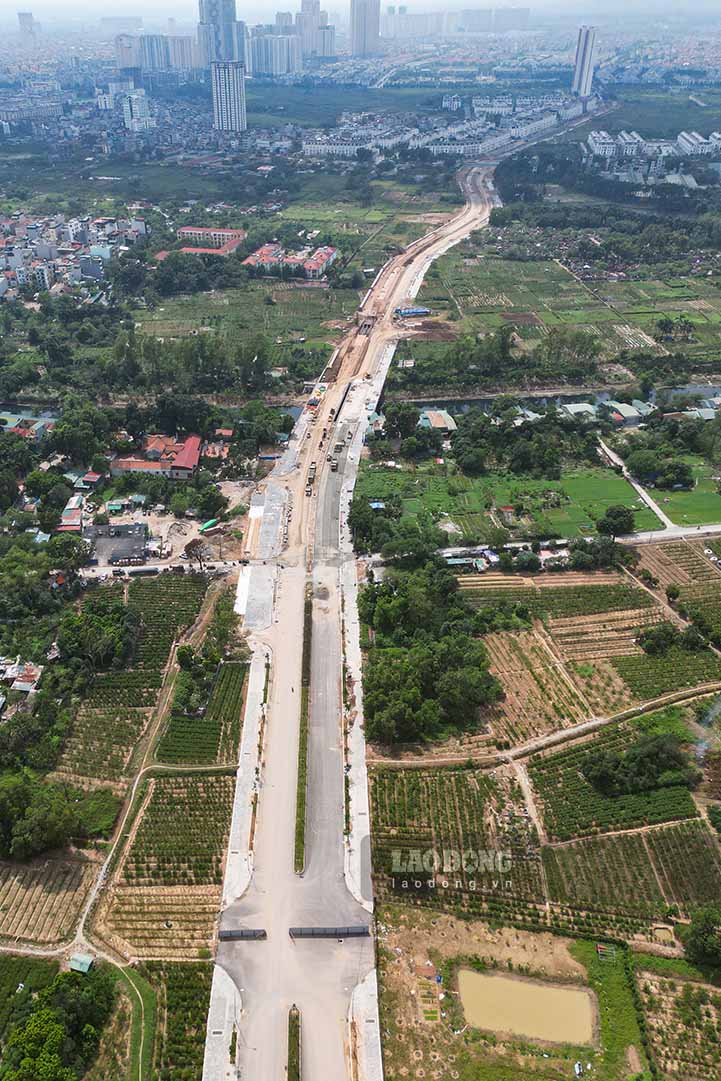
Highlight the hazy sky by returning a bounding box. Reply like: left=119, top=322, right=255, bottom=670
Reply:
left=8, top=0, right=721, bottom=28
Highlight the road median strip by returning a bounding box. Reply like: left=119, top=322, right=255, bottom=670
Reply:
left=294, top=587, right=313, bottom=873
left=288, top=1005, right=301, bottom=1081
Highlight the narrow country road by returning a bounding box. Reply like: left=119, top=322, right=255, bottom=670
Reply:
left=202, top=165, right=496, bottom=1081
left=598, top=437, right=675, bottom=529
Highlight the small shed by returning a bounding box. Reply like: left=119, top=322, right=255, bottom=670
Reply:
left=69, top=952, right=94, bottom=974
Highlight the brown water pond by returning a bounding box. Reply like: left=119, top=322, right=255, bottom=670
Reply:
left=458, top=969, right=597, bottom=1045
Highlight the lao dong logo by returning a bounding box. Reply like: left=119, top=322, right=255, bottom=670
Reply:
left=388, top=848, right=513, bottom=892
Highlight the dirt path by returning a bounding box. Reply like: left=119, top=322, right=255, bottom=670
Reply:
left=510, top=760, right=548, bottom=846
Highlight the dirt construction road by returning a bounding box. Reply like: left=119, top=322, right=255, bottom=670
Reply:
left=203, top=166, right=495, bottom=1081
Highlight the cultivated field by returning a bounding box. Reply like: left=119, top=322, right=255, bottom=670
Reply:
left=51, top=576, right=208, bottom=793
left=417, top=246, right=721, bottom=372
left=638, top=540, right=721, bottom=589
left=637, top=964, right=721, bottom=1080
left=370, top=765, right=545, bottom=923
left=355, top=463, right=661, bottom=540
left=101, top=773, right=235, bottom=959
left=548, top=606, right=665, bottom=662
left=0, top=857, right=96, bottom=945
left=157, top=660, right=247, bottom=765
left=527, top=710, right=699, bottom=842
left=543, top=819, right=721, bottom=925
left=482, top=628, right=588, bottom=745
left=142, top=961, right=213, bottom=1078
left=458, top=573, right=653, bottom=618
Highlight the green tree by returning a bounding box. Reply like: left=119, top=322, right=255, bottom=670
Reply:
left=685, top=903, right=721, bottom=967
left=597, top=504, right=635, bottom=538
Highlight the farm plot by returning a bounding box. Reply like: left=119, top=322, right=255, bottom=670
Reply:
left=636, top=541, right=721, bottom=590
left=141, top=962, right=213, bottom=1078
left=157, top=661, right=247, bottom=765
left=611, top=645, right=721, bottom=699
left=568, top=659, right=635, bottom=716
left=637, top=968, right=721, bottom=1081
left=128, top=574, right=208, bottom=666
left=542, top=833, right=665, bottom=920
left=0, top=858, right=96, bottom=944
left=120, top=775, right=234, bottom=886
left=705, top=751, right=721, bottom=800
left=52, top=707, right=152, bottom=791
left=105, top=886, right=221, bottom=960
left=527, top=711, right=699, bottom=842
left=356, top=463, right=661, bottom=540
left=53, top=577, right=208, bottom=792
left=678, top=578, right=721, bottom=643
left=0, top=957, right=58, bottom=1041
left=459, top=576, right=653, bottom=619
left=481, top=629, right=588, bottom=746
left=548, top=607, right=665, bottom=662
left=370, top=766, right=545, bottom=921
left=643, top=820, right=721, bottom=911
left=104, top=774, right=234, bottom=959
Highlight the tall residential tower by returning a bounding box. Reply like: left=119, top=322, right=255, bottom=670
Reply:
left=211, top=60, right=247, bottom=132
left=350, top=0, right=380, bottom=57
left=198, top=0, right=238, bottom=63
left=572, top=25, right=596, bottom=98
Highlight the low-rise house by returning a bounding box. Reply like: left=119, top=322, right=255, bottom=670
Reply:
left=559, top=402, right=597, bottom=420
left=418, top=409, right=457, bottom=434
left=0, top=657, right=44, bottom=693
left=111, top=434, right=202, bottom=480
left=603, top=401, right=642, bottom=427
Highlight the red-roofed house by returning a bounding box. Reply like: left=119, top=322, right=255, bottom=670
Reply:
left=110, top=433, right=202, bottom=479
left=242, top=243, right=284, bottom=270
left=176, top=227, right=245, bottom=257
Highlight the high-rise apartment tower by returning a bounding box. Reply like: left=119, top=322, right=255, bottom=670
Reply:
left=211, top=60, right=247, bottom=132
left=198, top=0, right=237, bottom=63
left=572, top=25, right=596, bottom=98
left=350, top=0, right=380, bottom=56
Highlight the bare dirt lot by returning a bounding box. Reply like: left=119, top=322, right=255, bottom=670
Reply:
left=377, top=905, right=592, bottom=1081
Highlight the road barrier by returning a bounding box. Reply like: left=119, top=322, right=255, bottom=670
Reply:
left=289, top=925, right=370, bottom=939
left=218, top=928, right=267, bottom=940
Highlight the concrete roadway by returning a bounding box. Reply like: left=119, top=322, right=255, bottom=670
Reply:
left=209, top=166, right=495, bottom=1081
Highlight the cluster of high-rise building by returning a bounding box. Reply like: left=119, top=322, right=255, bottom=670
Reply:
left=380, top=6, right=529, bottom=40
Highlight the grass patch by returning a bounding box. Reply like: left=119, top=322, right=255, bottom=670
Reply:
left=294, top=588, right=312, bottom=874
left=570, top=941, right=648, bottom=1081
left=355, top=462, right=661, bottom=539
left=288, top=1005, right=301, bottom=1081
